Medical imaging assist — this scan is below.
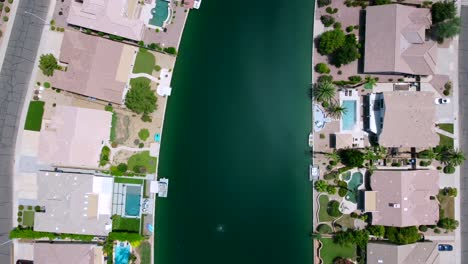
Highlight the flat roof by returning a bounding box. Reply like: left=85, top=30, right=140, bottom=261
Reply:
left=379, top=91, right=438, bottom=148
left=34, top=243, right=103, bottom=264
left=52, top=30, right=136, bottom=104
left=370, top=170, right=439, bottom=227
left=38, top=105, right=112, bottom=169
left=67, top=0, right=145, bottom=41
left=34, top=172, right=113, bottom=236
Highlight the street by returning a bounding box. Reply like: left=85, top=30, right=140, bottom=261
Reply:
left=0, top=0, right=49, bottom=262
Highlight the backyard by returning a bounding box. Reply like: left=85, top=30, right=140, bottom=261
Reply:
left=137, top=242, right=151, bottom=264
left=319, top=238, right=356, bottom=264
left=318, top=195, right=336, bottom=222
left=132, top=49, right=156, bottom=75
left=24, top=101, right=45, bottom=131
left=128, top=151, right=157, bottom=174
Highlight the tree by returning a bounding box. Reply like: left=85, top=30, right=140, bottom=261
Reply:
left=327, top=185, right=337, bottom=195
left=367, top=225, right=385, bottom=237
left=364, top=75, right=378, bottom=89
left=334, top=229, right=369, bottom=247
left=317, top=224, right=332, bottom=234
left=117, top=163, right=128, bottom=172
left=318, top=29, right=346, bottom=55
left=431, top=0, right=457, bottom=24
left=325, top=150, right=341, bottom=163
left=320, top=15, right=335, bottom=27
left=331, top=34, right=361, bottom=67
left=314, top=180, right=328, bottom=192
left=313, top=81, right=336, bottom=102
left=339, top=149, right=364, bottom=167
left=318, top=0, right=331, bottom=7
left=39, top=54, right=58, bottom=76
left=163, top=47, right=178, bottom=55
left=327, top=200, right=342, bottom=217
left=125, top=80, right=157, bottom=115
left=440, top=148, right=465, bottom=166
left=374, top=0, right=391, bottom=5
left=385, top=226, right=421, bottom=245
left=138, top=128, right=150, bottom=141
left=315, top=63, right=330, bottom=74
left=438, top=217, right=459, bottom=231
left=418, top=148, right=436, bottom=160
left=327, top=103, right=347, bottom=119
left=432, top=17, right=461, bottom=40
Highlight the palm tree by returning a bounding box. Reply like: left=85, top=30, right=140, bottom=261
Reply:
left=364, top=75, right=377, bottom=90
left=363, top=148, right=378, bottom=161
left=418, top=148, right=436, bottom=161
left=325, top=149, right=340, bottom=163
left=445, top=149, right=466, bottom=166
left=313, top=81, right=336, bottom=103
left=327, top=103, right=347, bottom=119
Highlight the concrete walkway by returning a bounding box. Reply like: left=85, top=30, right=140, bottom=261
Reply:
left=435, top=128, right=455, bottom=138
left=130, top=73, right=159, bottom=82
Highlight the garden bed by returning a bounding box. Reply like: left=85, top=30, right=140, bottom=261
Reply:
left=24, top=101, right=45, bottom=131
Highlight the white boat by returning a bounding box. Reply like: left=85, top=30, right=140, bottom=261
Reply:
left=308, top=133, right=313, bottom=147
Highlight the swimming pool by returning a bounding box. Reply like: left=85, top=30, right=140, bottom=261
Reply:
left=341, top=100, right=356, bottom=131
left=125, top=186, right=141, bottom=217
left=149, top=0, right=170, bottom=27
left=114, top=243, right=131, bottom=264
left=345, top=172, right=363, bottom=204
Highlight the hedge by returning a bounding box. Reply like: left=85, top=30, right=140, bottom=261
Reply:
left=317, top=224, right=332, bottom=234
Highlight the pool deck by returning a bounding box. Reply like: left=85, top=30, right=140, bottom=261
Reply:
left=340, top=168, right=366, bottom=215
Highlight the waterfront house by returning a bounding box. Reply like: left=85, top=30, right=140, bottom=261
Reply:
left=34, top=243, right=104, bottom=264
left=67, top=0, right=145, bottom=41
left=37, top=105, right=112, bottom=168
left=364, top=91, right=438, bottom=148
left=365, top=170, right=439, bottom=227
left=367, top=241, right=439, bottom=264
left=34, top=172, right=113, bottom=236
left=51, top=30, right=137, bottom=104
left=364, top=4, right=437, bottom=76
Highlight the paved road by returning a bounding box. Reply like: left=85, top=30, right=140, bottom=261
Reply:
left=0, top=0, right=49, bottom=262
left=460, top=6, right=468, bottom=263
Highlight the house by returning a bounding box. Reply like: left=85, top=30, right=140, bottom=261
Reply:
left=51, top=30, right=136, bottom=104
left=34, top=243, right=104, bottom=264
left=67, top=0, right=145, bottom=41
left=367, top=241, right=439, bottom=264
left=365, top=170, right=439, bottom=227
left=365, top=91, right=438, bottom=148
left=37, top=105, right=112, bottom=168
left=364, top=4, right=437, bottom=76
left=183, top=0, right=202, bottom=9
left=34, top=172, right=113, bottom=236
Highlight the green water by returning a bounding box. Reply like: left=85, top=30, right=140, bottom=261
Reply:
left=155, top=0, right=314, bottom=263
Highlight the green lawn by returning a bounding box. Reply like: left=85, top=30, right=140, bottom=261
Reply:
left=128, top=151, right=157, bottom=173
left=438, top=133, right=454, bottom=148
left=23, top=211, right=34, bottom=227
left=138, top=242, right=152, bottom=264
left=129, top=76, right=151, bottom=87
left=335, top=214, right=355, bottom=230
left=132, top=50, right=155, bottom=75
left=112, top=215, right=140, bottom=232
left=318, top=195, right=335, bottom=222
left=114, top=177, right=143, bottom=184
left=320, top=238, right=356, bottom=264
left=24, top=101, right=45, bottom=131
left=438, top=123, right=454, bottom=134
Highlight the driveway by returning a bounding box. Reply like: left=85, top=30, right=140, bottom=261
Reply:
left=0, top=0, right=49, bottom=262
left=459, top=5, right=468, bottom=264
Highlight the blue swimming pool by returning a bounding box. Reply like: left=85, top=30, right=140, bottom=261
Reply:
left=125, top=186, right=141, bottom=217
left=114, top=243, right=131, bottom=264
left=341, top=100, right=356, bottom=131
left=149, top=0, right=169, bottom=27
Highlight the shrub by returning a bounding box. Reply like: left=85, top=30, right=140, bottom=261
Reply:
left=375, top=0, right=391, bottom=5
left=27, top=206, right=32, bottom=210
left=322, top=101, right=329, bottom=108
left=17, top=212, right=22, bottom=216
left=154, top=65, right=162, bottom=71
left=444, top=165, right=455, bottom=174
left=320, top=15, right=335, bottom=27
left=315, top=63, right=330, bottom=74
left=139, top=143, right=144, bottom=148
left=318, top=29, right=346, bottom=55
left=345, top=25, right=354, bottom=33
left=419, top=225, right=428, bottom=232
left=138, top=41, right=145, bottom=47
left=438, top=217, right=459, bottom=231
left=99, top=146, right=111, bottom=166
left=329, top=160, right=337, bottom=166
left=8, top=0, right=12, bottom=3
left=141, top=114, right=152, bottom=122
left=367, top=225, right=385, bottom=237
left=337, top=70, right=342, bottom=75
left=348, top=75, right=362, bottom=83
left=17, top=217, right=22, bottom=222
left=333, top=22, right=342, bottom=29
left=163, top=47, right=178, bottom=55
left=138, top=128, right=150, bottom=141
left=39, top=54, right=58, bottom=76
left=34, top=206, right=41, bottom=212
left=327, top=200, right=342, bottom=217
left=2, top=15, right=6, bottom=22
left=317, top=75, right=333, bottom=83
left=19, top=205, right=24, bottom=210
left=104, top=105, right=113, bottom=112
left=391, top=162, right=401, bottom=167
left=434, top=228, right=441, bottom=234
left=338, top=187, right=347, bottom=197
left=443, top=89, right=450, bottom=96
left=385, top=226, right=421, bottom=245
left=337, top=180, right=347, bottom=188
left=5, top=6, right=9, bottom=13
left=326, top=7, right=333, bottom=13
left=319, top=133, right=325, bottom=139
left=43, top=82, right=51, bottom=88
left=117, top=163, right=128, bottom=172
left=324, top=171, right=338, bottom=180
left=327, top=185, right=337, bottom=195
left=437, top=166, right=442, bottom=170
left=339, top=149, right=364, bottom=167
left=318, top=0, right=331, bottom=7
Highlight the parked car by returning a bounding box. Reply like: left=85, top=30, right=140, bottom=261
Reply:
left=438, top=244, right=453, bottom=251
left=435, top=98, right=451, bottom=104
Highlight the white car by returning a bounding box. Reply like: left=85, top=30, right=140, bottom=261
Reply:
left=435, top=98, right=451, bottom=104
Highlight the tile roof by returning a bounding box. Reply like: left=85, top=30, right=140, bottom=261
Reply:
left=367, top=242, right=439, bottom=264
